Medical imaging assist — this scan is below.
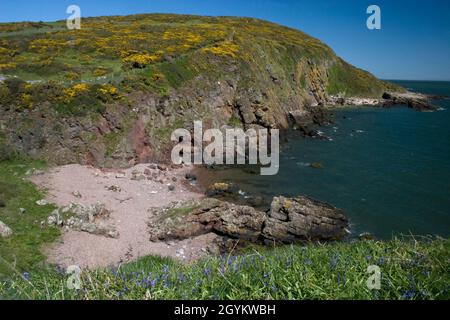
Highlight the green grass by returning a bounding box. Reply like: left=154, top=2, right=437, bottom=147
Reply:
left=0, top=160, right=60, bottom=277
left=1, top=236, right=448, bottom=300
left=158, top=205, right=200, bottom=222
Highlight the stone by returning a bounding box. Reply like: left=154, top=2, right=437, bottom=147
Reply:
left=36, top=199, right=48, bottom=206
left=19, top=208, right=26, bottom=214
left=0, top=220, right=13, bottom=237
left=168, top=184, right=176, bottom=191
left=107, top=185, right=121, bottom=192
left=157, top=164, right=168, bottom=171
left=206, top=182, right=239, bottom=197
left=185, top=173, right=197, bottom=181
left=309, top=162, right=323, bottom=169
left=72, top=191, right=82, bottom=198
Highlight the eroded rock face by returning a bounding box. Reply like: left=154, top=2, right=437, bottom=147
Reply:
left=0, top=220, right=13, bottom=238
left=148, top=196, right=348, bottom=246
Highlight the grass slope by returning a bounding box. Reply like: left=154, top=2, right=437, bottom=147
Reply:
left=0, top=159, right=60, bottom=276
left=1, top=237, right=448, bottom=300
left=0, top=14, right=398, bottom=114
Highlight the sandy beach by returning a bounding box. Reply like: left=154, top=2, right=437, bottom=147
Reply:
left=29, top=163, right=218, bottom=269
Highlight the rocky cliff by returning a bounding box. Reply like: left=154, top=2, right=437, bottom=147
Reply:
left=0, top=14, right=401, bottom=166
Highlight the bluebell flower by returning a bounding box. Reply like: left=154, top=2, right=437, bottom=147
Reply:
left=204, top=268, right=211, bottom=277
left=22, top=272, right=30, bottom=280
left=378, top=256, right=385, bottom=265
left=401, top=289, right=415, bottom=300
left=365, top=255, right=372, bottom=262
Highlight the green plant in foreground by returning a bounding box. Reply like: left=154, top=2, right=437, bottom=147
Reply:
left=1, top=237, right=448, bottom=300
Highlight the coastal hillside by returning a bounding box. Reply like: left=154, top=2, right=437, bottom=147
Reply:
left=0, top=14, right=399, bottom=166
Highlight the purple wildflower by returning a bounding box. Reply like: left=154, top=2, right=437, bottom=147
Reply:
left=401, top=289, right=416, bottom=300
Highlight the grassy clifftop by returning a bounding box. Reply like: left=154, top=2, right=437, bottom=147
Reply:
left=0, top=14, right=400, bottom=165
left=0, top=14, right=395, bottom=96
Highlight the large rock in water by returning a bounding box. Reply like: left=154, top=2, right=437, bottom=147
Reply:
left=0, top=220, right=13, bottom=238
left=148, top=196, right=348, bottom=245
left=262, top=196, right=348, bottom=243
left=382, top=91, right=437, bottom=111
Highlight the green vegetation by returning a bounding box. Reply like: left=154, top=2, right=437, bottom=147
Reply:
left=327, top=59, right=402, bottom=97
left=0, top=13, right=398, bottom=117
left=0, top=160, right=60, bottom=276
left=1, top=237, right=448, bottom=300
left=158, top=204, right=200, bottom=222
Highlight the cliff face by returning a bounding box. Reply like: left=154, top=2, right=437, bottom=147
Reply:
left=0, top=14, right=400, bottom=166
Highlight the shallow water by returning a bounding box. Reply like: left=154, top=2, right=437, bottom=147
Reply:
left=198, top=81, right=450, bottom=239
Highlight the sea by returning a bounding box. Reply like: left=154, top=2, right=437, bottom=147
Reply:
left=197, top=81, right=450, bottom=239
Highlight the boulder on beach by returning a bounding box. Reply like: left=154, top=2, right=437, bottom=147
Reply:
left=45, top=202, right=119, bottom=238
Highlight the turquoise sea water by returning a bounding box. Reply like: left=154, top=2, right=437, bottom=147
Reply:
left=200, top=81, right=450, bottom=239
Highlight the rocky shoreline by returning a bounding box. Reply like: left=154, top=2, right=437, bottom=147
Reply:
left=23, top=162, right=354, bottom=268
left=326, top=91, right=443, bottom=111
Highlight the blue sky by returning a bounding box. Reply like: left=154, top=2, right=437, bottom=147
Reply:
left=0, top=0, right=449, bottom=80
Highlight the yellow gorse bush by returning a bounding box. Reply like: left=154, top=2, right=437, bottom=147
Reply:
left=122, top=53, right=160, bottom=68
left=202, top=41, right=239, bottom=58
left=98, top=84, right=119, bottom=96
left=63, top=83, right=90, bottom=103
left=0, top=62, right=17, bottom=71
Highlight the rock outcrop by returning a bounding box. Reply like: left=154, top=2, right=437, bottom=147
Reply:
left=0, top=220, right=13, bottom=238
left=327, top=91, right=440, bottom=112
left=382, top=92, right=437, bottom=111
left=45, top=203, right=119, bottom=238
left=147, top=196, right=348, bottom=246
left=262, top=196, right=348, bottom=242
